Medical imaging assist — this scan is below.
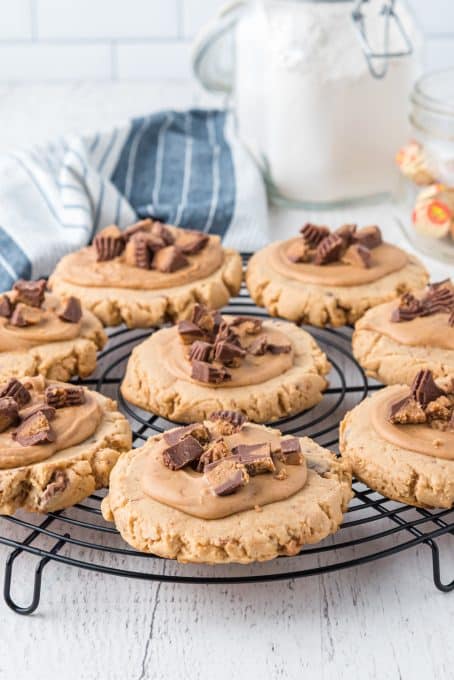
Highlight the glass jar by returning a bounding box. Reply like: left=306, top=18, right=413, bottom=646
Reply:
left=394, top=68, right=454, bottom=263
left=193, top=0, right=423, bottom=209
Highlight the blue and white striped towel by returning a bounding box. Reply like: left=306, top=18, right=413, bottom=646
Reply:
left=0, top=109, right=269, bottom=291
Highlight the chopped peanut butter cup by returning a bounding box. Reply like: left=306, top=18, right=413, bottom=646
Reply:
left=94, top=225, right=125, bottom=262
left=13, top=279, right=46, bottom=308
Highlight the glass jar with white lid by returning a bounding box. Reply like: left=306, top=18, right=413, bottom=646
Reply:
left=193, top=0, right=423, bottom=209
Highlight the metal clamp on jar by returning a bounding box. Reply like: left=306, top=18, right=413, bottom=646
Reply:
left=193, top=0, right=422, bottom=208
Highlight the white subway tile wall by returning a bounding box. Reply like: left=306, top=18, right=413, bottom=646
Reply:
left=0, top=0, right=451, bottom=82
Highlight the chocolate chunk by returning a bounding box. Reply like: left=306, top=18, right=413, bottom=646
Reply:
left=354, top=225, right=382, bottom=249
left=280, top=437, right=304, bottom=465
left=58, top=296, right=82, bottom=323
left=176, top=230, right=209, bottom=255
left=163, top=423, right=210, bottom=447
left=286, top=239, right=310, bottom=263
left=231, top=442, right=275, bottom=475
left=19, top=403, right=56, bottom=422
left=9, top=303, right=42, bottom=327
left=124, top=232, right=153, bottom=269
left=342, top=244, right=372, bottom=269
left=247, top=337, right=268, bottom=356
left=191, top=360, right=231, bottom=384
left=152, top=245, right=188, bottom=273
left=390, top=292, right=423, bottom=322
left=230, top=316, right=263, bottom=335
left=93, top=225, right=125, bottom=261
left=0, top=397, right=19, bottom=433
left=177, top=320, right=205, bottom=344
left=189, top=341, right=213, bottom=363
left=0, top=295, right=13, bottom=318
left=0, top=378, right=31, bottom=408
left=122, top=218, right=154, bottom=241
left=214, top=341, right=246, bottom=366
left=335, top=224, right=357, bottom=245
left=45, top=385, right=85, bottom=408
left=150, top=221, right=174, bottom=245
left=40, top=470, right=68, bottom=506
left=266, top=343, right=291, bottom=355
left=196, top=438, right=231, bottom=472
left=205, top=458, right=249, bottom=496
left=13, top=411, right=55, bottom=446
left=300, top=223, right=330, bottom=247
left=191, top=304, right=216, bottom=333
left=314, top=234, right=344, bottom=265
left=162, top=435, right=203, bottom=470
left=13, top=279, right=46, bottom=308
left=208, top=410, right=246, bottom=432
left=389, top=396, right=427, bottom=424
left=411, top=369, right=445, bottom=408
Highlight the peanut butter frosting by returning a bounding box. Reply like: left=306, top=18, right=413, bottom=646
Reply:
left=0, top=376, right=102, bottom=469
left=370, top=385, right=454, bottom=461
left=141, top=421, right=309, bottom=520
left=272, top=239, right=409, bottom=287
left=0, top=293, right=84, bottom=352
left=57, top=228, right=224, bottom=290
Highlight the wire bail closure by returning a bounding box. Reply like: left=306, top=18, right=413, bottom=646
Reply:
left=352, top=0, right=413, bottom=79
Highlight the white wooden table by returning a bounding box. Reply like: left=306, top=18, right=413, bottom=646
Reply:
left=0, top=81, right=452, bottom=680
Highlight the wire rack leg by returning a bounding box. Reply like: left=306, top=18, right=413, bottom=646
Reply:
left=428, top=539, right=454, bottom=593
left=3, top=521, right=69, bottom=615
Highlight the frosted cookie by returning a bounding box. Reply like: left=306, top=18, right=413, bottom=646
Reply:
left=102, top=413, right=352, bottom=564
left=246, top=224, right=428, bottom=327
left=0, top=375, right=131, bottom=514
left=340, top=370, right=454, bottom=508
left=0, top=279, right=106, bottom=382
left=121, top=304, right=331, bottom=423
left=353, top=280, right=454, bottom=386
left=49, top=220, right=243, bottom=328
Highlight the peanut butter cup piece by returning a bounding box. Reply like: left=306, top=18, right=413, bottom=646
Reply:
left=163, top=423, right=210, bottom=447
left=247, top=336, right=268, bottom=356
left=300, top=223, right=330, bottom=248
left=0, top=295, right=13, bottom=318
left=0, top=378, right=31, bottom=408
left=58, top=296, right=82, bottom=323
left=286, top=239, right=310, bottom=263
left=231, top=442, right=275, bottom=475
left=411, top=369, right=445, bottom=408
left=9, top=303, right=42, bottom=327
left=177, top=320, right=205, bottom=344
left=335, top=223, right=357, bottom=245
left=40, top=470, right=68, bottom=506
left=19, top=403, right=56, bottom=422
left=0, top=397, right=19, bottom=433
left=191, top=360, right=231, bottom=384
left=342, top=244, right=372, bottom=268
left=162, top=435, right=204, bottom=470
left=13, top=411, right=55, bottom=446
left=176, top=230, right=209, bottom=255
left=209, top=410, right=246, bottom=433
left=205, top=458, right=249, bottom=496
left=279, top=437, right=304, bottom=465
left=152, top=246, right=188, bottom=273
left=191, top=304, right=216, bottom=333
left=124, top=232, right=153, bottom=269
left=150, top=221, right=174, bottom=246
left=421, top=283, right=454, bottom=315
left=314, top=234, right=344, bottom=265
left=425, top=395, right=453, bottom=423
left=214, top=341, right=246, bottom=366
left=93, top=225, right=125, bottom=261
left=390, top=292, right=423, bottom=322
left=13, top=279, right=46, bottom=308
left=45, top=385, right=85, bottom=408
left=389, top=396, right=427, bottom=424
left=189, top=340, right=214, bottom=363
left=353, top=225, right=382, bottom=249
left=266, top=343, right=291, bottom=355
left=196, top=438, right=231, bottom=472
left=122, top=218, right=154, bottom=241
left=230, top=316, right=263, bottom=335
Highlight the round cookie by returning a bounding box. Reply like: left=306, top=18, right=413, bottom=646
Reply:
left=340, top=371, right=454, bottom=508
left=352, top=280, right=454, bottom=386
left=121, top=306, right=331, bottom=423
left=49, top=220, right=243, bottom=329
left=0, top=375, right=132, bottom=514
left=101, top=415, right=352, bottom=564
left=246, top=224, right=428, bottom=327
left=0, top=280, right=106, bottom=382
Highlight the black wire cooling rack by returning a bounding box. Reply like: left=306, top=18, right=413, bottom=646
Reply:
left=0, top=256, right=453, bottom=615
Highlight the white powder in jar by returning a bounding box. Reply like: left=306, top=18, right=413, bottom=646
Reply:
left=234, top=0, right=421, bottom=203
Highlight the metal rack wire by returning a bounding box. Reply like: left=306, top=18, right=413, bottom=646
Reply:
left=0, top=257, right=453, bottom=615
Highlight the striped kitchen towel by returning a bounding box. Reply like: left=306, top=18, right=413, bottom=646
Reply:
left=0, top=109, right=268, bottom=291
